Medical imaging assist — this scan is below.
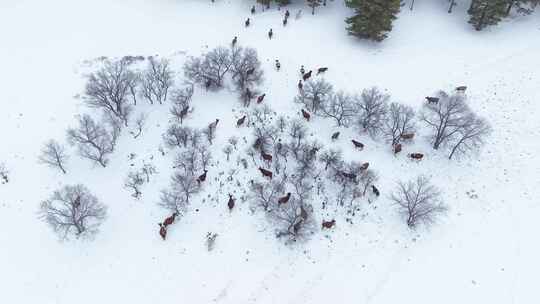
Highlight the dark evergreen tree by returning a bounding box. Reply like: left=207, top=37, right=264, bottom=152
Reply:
left=467, top=0, right=507, bottom=31
left=345, top=0, right=401, bottom=42
left=275, top=0, right=291, bottom=6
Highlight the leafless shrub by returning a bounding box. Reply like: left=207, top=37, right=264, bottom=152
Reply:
left=320, top=91, right=356, bottom=127
left=230, top=46, right=264, bottom=92
left=39, top=139, right=69, bottom=174
left=170, top=85, right=194, bottom=123
left=158, top=188, right=189, bottom=214
left=140, top=57, right=174, bottom=104
left=295, top=78, right=333, bottom=114
left=163, top=125, right=201, bottom=149
left=390, top=175, right=447, bottom=228
left=170, top=171, right=201, bottom=204
left=67, top=114, right=119, bottom=167
left=319, top=148, right=343, bottom=171
left=0, top=163, right=9, bottom=184
left=184, top=47, right=232, bottom=89
left=38, top=184, right=107, bottom=240
left=125, top=171, right=145, bottom=199
left=84, top=59, right=135, bottom=125
left=383, top=102, right=416, bottom=146
left=223, top=145, right=234, bottom=161
left=354, top=87, right=389, bottom=137
left=130, top=113, right=147, bottom=139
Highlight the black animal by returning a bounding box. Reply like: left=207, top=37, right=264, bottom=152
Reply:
left=246, top=67, right=255, bottom=75
left=257, top=94, right=266, bottom=104
left=245, top=18, right=250, bottom=27
left=317, top=67, right=328, bottom=74
left=341, top=172, right=356, bottom=180
left=331, top=131, right=340, bottom=140
left=351, top=140, right=364, bottom=150
left=360, top=162, right=369, bottom=171
left=456, top=86, right=467, bottom=92
left=268, top=28, right=273, bottom=39
left=322, top=219, right=336, bottom=229
left=300, top=65, right=305, bottom=75
left=251, top=5, right=255, bottom=14
left=426, top=96, right=439, bottom=104
left=372, top=185, right=380, bottom=197
left=409, top=153, right=424, bottom=160
left=285, top=10, right=290, bottom=19
left=275, top=60, right=281, bottom=70
left=197, top=169, right=208, bottom=184
left=278, top=193, right=291, bottom=205
left=236, top=115, right=246, bottom=127
left=302, top=70, right=312, bottom=81
left=232, top=36, right=237, bottom=46
left=258, top=167, right=273, bottom=179
left=227, top=194, right=235, bottom=211
left=298, top=80, right=303, bottom=91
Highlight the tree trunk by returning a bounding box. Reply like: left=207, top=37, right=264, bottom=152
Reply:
left=410, top=0, right=415, bottom=11
left=506, top=1, right=514, bottom=16
left=448, top=0, right=456, bottom=13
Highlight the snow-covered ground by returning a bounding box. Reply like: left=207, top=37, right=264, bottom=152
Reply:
left=0, top=0, right=539, bottom=303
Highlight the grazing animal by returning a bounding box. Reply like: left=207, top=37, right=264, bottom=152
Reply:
left=275, top=60, right=281, bottom=70
left=341, top=172, right=356, bottom=180
left=278, top=192, right=291, bottom=205
left=258, top=167, right=273, bottom=179
left=456, top=86, right=467, bottom=92
left=251, top=5, right=255, bottom=14
left=268, top=28, right=273, bottom=39
left=163, top=212, right=179, bottom=227
left=302, top=70, right=312, bottom=81
left=393, top=143, right=402, bottom=154
left=300, top=65, right=305, bottom=75
left=257, top=94, right=266, bottom=103
left=232, top=36, right=237, bottom=46
left=209, top=118, right=219, bottom=129
left=245, top=18, right=250, bottom=27
left=283, top=18, right=287, bottom=26
left=317, top=67, right=328, bottom=74
left=227, top=194, right=235, bottom=211
left=158, top=223, right=167, bottom=240
left=246, top=67, right=255, bottom=75
left=331, top=131, right=340, bottom=140
left=351, top=140, right=364, bottom=150
left=360, top=162, right=369, bottom=171
left=409, top=153, right=424, bottom=160
left=400, top=133, right=415, bottom=140
left=261, top=151, right=273, bottom=162
left=236, top=115, right=246, bottom=127
left=197, top=169, right=208, bottom=184
left=301, top=109, right=311, bottom=121
left=426, top=96, right=440, bottom=104
left=298, top=80, right=303, bottom=91
left=372, top=185, right=380, bottom=197
left=322, top=219, right=336, bottom=229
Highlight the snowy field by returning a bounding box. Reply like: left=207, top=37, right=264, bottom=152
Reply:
left=1, top=0, right=539, bottom=303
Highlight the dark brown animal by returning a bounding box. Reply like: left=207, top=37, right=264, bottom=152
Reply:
left=209, top=119, right=219, bottom=129
left=227, top=194, right=235, bottom=211
left=258, top=167, right=273, bottom=179
left=245, top=18, right=250, bottom=27
left=232, top=36, right=237, bottom=46
left=317, top=67, right=328, bottom=74
left=426, top=96, right=439, bottom=104
left=251, top=5, right=255, bottom=14
left=257, top=94, right=266, bottom=104
left=197, top=169, right=208, bottom=184
left=400, top=133, right=415, bottom=140
left=301, top=109, right=311, bottom=121
left=261, top=151, right=273, bottom=162
left=285, top=10, right=290, bottom=19
left=246, top=67, right=255, bottom=75
left=158, top=223, right=167, bottom=240
left=341, top=172, right=356, bottom=180
left=351, top=140, right=364, bottom=150
left=456, top=86, right=467, bottom=92
left=283, top=18, right=287, bottom=26
left=298, top=80, right=303, bottom=91
left=268, top=28, right=273, bottom=39
left=278, top=192, right=291, bottom=205
left=331, top=131, right=340, bottom=140
left=302, top=70, right=312, bottom=81
left=409, top=153, right=424, bottom=160
left=237, top=115, right=246, bottom=127
left=393, top=143, right=402, bottom=154
left=360, top=162, right=369, bottom=171
left=163, top=212, right=179, bottom=227
left=322, top=219, right=336, bottom=229
left=372, top=185, right=380, bottom=197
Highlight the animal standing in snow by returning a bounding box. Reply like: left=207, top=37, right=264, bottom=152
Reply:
left=322, top=219, right=336, bottom=229
left=275, top=60, right=281, bottom=70
left=400, top=133, right=415, bottom=140
left=208, top=119, right=219, bottom=130
left=298, top=80, right=303, bottom=91
left=393, top=143, right=402, bottom=155
left=261, top=151, right=273, bottom=162
left=409, top=153, right=424, bottom=160
left=371, top=185, right=380, bottom=197
left=331, top=131, right=340, bottom=141
left=456, top=86, right=467, bottom=92
left=162, top=212, right=179, bottom=228
left=301, top=109, right=311, bottom=121
left=158, top=223, right=167, bottom=240
left=197, top=169, right=208, bottom=184
left=268, top=29, right=273, bottom=39
left=283, top=18, right=288, bottom=26
left=227, top=194, right=235, bottom=211
left=232, top=36, right=237, bottom=46
left=426, top=96, right=439, bottom=104
left=245, top=18, right=250, bottom=27
left=236, top=115, right=246, bottom=127
left=300, top=65, right=305, bottom=75
left=251, top=5, right=255, bottom=14
left=302, top=70, right=312, bottom=81
left=360, top=162, right=369, bottom=171
left=257, top=94, right=266, bottom=103
left=351, top=140, right=364, bottom=150
left=278, top=192, right=291, bottom=205
left=258, top=167, right=273, bottom=179
left=317, top=67, right=328, bottom=75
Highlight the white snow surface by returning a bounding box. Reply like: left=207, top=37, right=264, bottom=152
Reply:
left=0, top=0, right=539, bottom=303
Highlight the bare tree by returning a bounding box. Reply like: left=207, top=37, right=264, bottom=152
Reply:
left=320, top=91, right=356, bottom=127
left=124, top=171, right=145, bottom=199
left=197, top=144, right=212, bottom=170
left=158, top=188, right=189, bottom=214
left=67, top=115, right=118, bottom=167
left=421, top=91, right=475, bottom=150
left=355, top=87, right=389, bottom=137
left=174, top=147, right=202, bottom=175
left=250, top=175, right=287, bottom=211
left=448, top=114, right=491, bottom=160
left=83, top=59, right=135, bottom=125
left=0, top=162, right=9, bottom=184
left=140, top=57, right=174, bottom=104
left=203, top=124, right=217, bottom=144
left=223, top=145, right=234, bottom=161
left=38, top=184, right=107, bottom=240
left=184, top=47, right=232, bottom=89
left=390, top=176, right=447, bottom=228
left=295, top=78, right=333, bottom=114
left=130, top=113, right=147, bottom=139
left=170, top=85, right=194, bottom=124
left=383, top=102, right=416, bottom=146
left=287, top=119, right=308, bottom=159
left=163, top=125, right=200, bottom=149
left=230, top=46, right=264, bottom=92
left=319, top=148, right=343, bottom=171
left=170, top=171, right=201, bottom=204
left=39, top=139, right=69, bottom=174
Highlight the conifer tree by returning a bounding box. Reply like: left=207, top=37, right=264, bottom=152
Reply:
left=467, top=0, right=507, bottom=31
left=345, top=0, right=401, bottom=42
